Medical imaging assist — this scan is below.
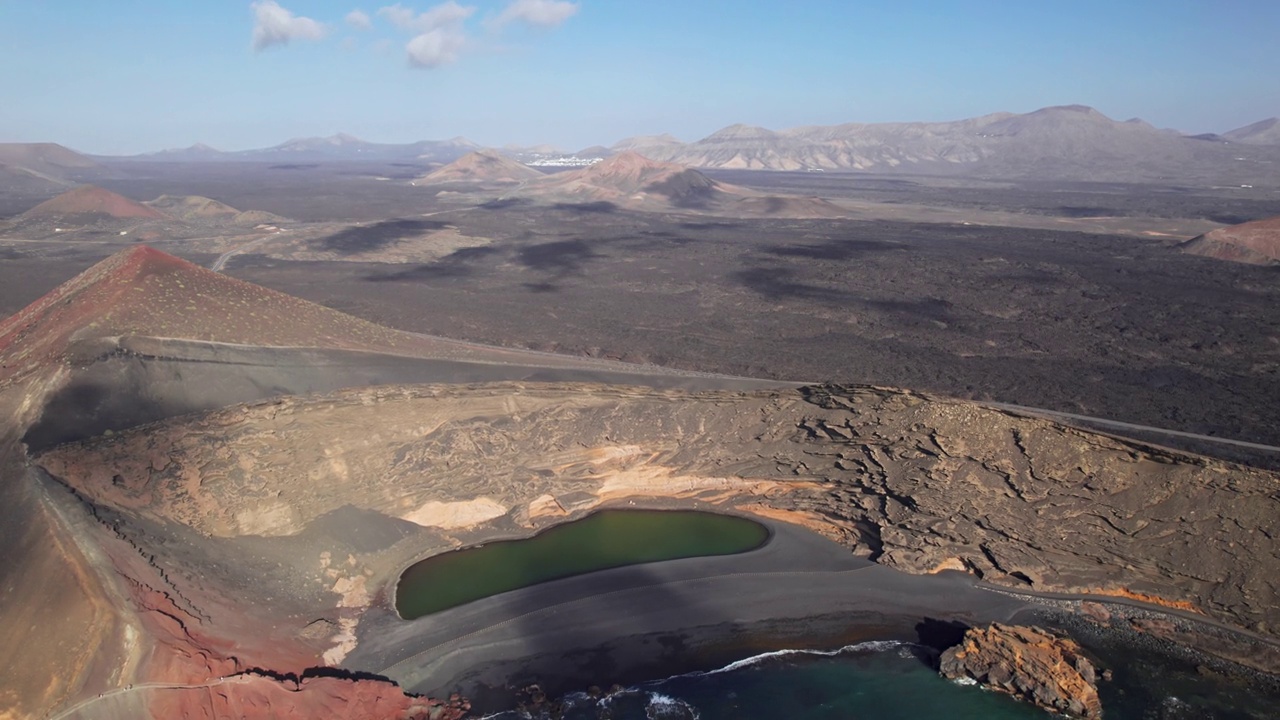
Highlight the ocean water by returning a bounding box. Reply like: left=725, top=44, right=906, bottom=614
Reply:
left=484, top=642, right=1046, bottom=720
left=480, top=639, right=1280, bottom=720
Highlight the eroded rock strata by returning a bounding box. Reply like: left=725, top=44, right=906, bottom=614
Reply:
left=940, top=623, right=1102, bottom=718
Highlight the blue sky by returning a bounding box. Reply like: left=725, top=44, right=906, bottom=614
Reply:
left=1, top=1, right=1276, bottom=154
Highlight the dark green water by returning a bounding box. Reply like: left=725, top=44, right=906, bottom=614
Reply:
left=395, top=510, right=769, bottom=619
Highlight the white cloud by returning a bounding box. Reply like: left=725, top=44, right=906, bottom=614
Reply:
left=378, top=2, right=474, bottom=32
left=377, top=4, right=418, bottom=29
left=251, top=1, right=328, bottom=51
left=406, top=27, right=466, bottom=67
left=494, top=0, right=578, bottom=28
left=378, top=3, right=475, bottom=69
left=345, top=9, right=373, bottom=30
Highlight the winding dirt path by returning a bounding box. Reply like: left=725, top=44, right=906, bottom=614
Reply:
left=47, top=676, right=253, bottom=720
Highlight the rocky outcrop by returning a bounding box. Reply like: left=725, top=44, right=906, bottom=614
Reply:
left=940, top=623, right=1101, bottom=718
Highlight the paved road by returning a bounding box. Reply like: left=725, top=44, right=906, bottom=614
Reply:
left=986, top=400, right=1280, bottom=454
left=209, top=234, right=277, bottom=272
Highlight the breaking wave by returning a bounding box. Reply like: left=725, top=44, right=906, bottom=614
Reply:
left=651, top=639, right=910, bottom=682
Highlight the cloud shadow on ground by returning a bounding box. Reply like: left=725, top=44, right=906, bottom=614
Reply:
left=765, top=238, right=902, bottom=261
left=364, top=246, right=503, bottom=282
left=316, top=218, right=449, bottom=254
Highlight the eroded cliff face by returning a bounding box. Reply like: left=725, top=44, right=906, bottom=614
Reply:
left=34, top=382, right=1280, bottom=676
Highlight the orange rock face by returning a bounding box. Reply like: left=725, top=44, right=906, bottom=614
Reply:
left=940, top=623, right=1102, bottom=718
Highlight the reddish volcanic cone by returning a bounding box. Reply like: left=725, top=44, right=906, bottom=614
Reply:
left=546, top=151, right=714, bottom=195
left=21, top=185, right=166, bottom=220
left=528, top=151, right=846, bottom=217
left=530, top=151, right=725, bottom=209
left=0, top=246, right=441, bottom=384
left=416, top=149, right=543, bottom=184
left=1180, top=216, right=1280, bottom=265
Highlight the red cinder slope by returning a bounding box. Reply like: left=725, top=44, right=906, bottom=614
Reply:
left=416, top=149, right=543, bottom=184
left=21, top=185, right=166, bottom=220
left=1180, top=216, right=1280, bottom=265
left=0, top=245, right=437, bottom=384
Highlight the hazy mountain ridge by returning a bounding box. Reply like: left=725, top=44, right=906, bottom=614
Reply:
left=11, top=105, right=1277, bottom=185
left=1224, top=118, right=1280, bottom=145
left=620, top=105, right=1280, bottom=182
left=119, top=134, right=483, bottom=164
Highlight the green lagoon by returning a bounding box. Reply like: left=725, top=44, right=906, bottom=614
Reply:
left=395, top=509, right=769, bottom=619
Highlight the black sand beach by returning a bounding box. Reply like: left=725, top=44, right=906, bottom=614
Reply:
left=346, top=522, right=1036, bottom=703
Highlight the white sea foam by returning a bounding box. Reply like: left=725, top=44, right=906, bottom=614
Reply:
left=656, top=639, right=908, bottom=681
left=645, top=691, right=700, bottom=720
left=488, top=641, right=915, bottom=720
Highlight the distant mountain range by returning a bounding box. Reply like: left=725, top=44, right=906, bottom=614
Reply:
left=607, top=106, right=1280, bottom=183
left=5, top=106, right=1279, bottom=187
left=118, top=133, right=482, bottom=164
